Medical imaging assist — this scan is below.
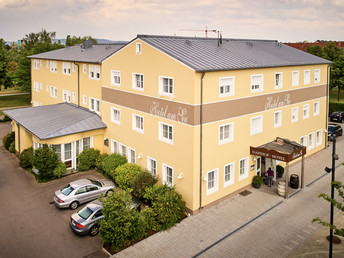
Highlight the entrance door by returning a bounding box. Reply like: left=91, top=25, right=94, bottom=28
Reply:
left=256, top=157, right=261, bottom=176
left=266, top=158, right=276, bottom=181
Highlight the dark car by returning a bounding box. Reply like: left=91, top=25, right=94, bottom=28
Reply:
left=328, top=124, right=343, bottom=140
left=330, top=111, right=344, bottom=123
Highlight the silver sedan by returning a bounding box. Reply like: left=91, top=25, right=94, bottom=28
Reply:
left=54, top=178, right=115, bottom=210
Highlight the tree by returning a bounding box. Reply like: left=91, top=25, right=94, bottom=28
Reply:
left=65, top=35, right=97, bottom=46
left=0, top=38, right=10, bottom=90
left=313, top=180, right=344, bottom=237
left=32, top=144, right=59, bottom=181
left=331, top=55, right=344, bottom=101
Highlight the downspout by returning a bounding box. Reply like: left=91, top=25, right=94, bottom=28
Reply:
left=74, top=62, right=80, bottom=107
left=17, top=123, right=21, bottom=154
left=326, top=64, right=331, bottom=148
left=199, top=72, right=205, bottom=211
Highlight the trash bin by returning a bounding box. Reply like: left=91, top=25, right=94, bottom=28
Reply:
left=290, top=174, right=299, bottom=189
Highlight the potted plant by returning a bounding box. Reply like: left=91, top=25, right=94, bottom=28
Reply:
left=277, top=165, right=284, bottom=178
left=252, top=175, right=263, bottom=189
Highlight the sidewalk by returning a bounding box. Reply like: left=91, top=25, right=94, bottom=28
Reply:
left=114, top=140, right=344, bottom=258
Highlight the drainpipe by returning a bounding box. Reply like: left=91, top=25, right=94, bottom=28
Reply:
left=74, top=62, right=80, bottom=107
left=200, top=72, right=205, bottom=211
left=17, top=123, right=21, bottom=154
left=326, top=64, right=331, bottom=148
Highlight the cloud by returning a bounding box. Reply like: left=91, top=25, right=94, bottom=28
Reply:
left=1, top=0, right=30, bottom=8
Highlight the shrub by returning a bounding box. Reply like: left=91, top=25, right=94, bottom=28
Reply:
left=144, top=184, right=186, bottom=231
left=19, top=147, right=33, bottom=168
left=252, top=175, right=263, bottom=185
left=95, top=153, right=109, bottom=174
left=32, top=144, right=59, bottom=181
left=141, top=207, right=160, bottom=231
left=3, top=131, right=15, bottom=150
left=9, top=141, right=15, bottom=153
left=131, top=170, right=157, bottom=199
left=99, top=189, right=145, bottom=251
left=53, top=161, right=67, bottom=178
left=101, top=153, right=127, bottom=177
left=0, top=115, right=11, bottom=123
left=78, top=148, right=100, bottom=171
left=114, top=163, right=141, bottom=191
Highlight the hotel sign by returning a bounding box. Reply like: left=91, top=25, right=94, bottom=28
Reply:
left=250, top=146, right=306, bottom=162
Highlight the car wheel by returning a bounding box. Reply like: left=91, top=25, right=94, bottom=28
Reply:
left=89, top=225, right=99, bottom=236
left=70, top=201, right=79, bottom=210
left=105, top=190, right=113, bottom=197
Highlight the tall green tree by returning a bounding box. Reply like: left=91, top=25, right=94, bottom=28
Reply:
left=0, top=39, right=11, bottom=91
left=65, top=35, right=97, bottom=46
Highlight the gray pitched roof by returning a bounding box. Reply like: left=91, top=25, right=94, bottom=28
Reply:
left=28, top=43, right=125, bottom=64
left=4, top=103, right=106, bottom=140
left=138, top=35, right=332, bottom=72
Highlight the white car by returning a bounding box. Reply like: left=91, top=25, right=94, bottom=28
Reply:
left=54, top=178, right=115, bottom=209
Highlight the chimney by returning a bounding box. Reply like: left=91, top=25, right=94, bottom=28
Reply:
left=82, top=39, right=93, bottom=49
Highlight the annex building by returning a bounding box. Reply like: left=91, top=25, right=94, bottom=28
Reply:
left=5, top=35, right=331, bottom=213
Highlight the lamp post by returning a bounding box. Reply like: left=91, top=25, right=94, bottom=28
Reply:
left=325, top=134, right=339, bottom=258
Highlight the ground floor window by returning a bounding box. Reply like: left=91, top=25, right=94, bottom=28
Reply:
left=207, top=169, right=218, bottom=195
left=224, top=163, right=234, bottom=187
left=147, top=157, right=157, bottom=176
left=128, top=148, right=136, bottom=163
left=239, top=157, right=249, bottom=181
left=163, top=164, right=173, bottom=187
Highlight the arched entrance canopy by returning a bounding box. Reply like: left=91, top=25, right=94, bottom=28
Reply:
left=250, top=137, right=306, bottom=199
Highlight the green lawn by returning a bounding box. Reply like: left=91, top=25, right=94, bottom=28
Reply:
left=0, top=85, right=25, bottom=95
left=0, top=94, right=31, bottom=108
left=329, top=88, right=344, bottom=103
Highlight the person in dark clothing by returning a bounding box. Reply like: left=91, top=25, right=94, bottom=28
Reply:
left=267, top=167, right=274, bottom=187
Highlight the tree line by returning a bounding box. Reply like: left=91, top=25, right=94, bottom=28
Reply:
left=0, top=29, right=97, bottom=92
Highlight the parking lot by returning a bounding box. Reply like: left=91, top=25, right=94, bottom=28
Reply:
left=0, top=122, right=108, bottom=258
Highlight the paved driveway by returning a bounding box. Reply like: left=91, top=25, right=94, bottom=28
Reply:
left=0, top=122, right=108, bottom=258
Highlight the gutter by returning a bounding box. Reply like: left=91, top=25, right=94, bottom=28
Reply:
left=200, top=72, right=205, bottom=211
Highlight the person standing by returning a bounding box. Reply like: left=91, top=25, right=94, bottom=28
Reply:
left=267, top=167, right=274, bottom=187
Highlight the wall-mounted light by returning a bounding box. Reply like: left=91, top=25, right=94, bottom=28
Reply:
left=253, top=156, right=257, bottom=161
left=138, top=154, right=142, bottom=159
left=104, top=137, right=109, bottom=146
left=178, top=173, right=183, bottom=179
left=202, top=175, right=207, bottom=181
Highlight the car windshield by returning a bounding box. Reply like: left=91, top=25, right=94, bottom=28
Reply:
left=77, top=206, right=93, bottom=220
left=89, top=179, right=102, bottom=187
left=61, top=184, right=74, bottom=196
left=328, top=127, right=336, bottom=133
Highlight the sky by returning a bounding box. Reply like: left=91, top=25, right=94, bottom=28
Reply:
left=1, top=0, right=344, bottom=43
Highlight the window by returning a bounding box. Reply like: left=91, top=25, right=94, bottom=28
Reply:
left=136, top=42, right=142, bottom=54
left=207, top=169, right=218, bottom=195
left=132, top=73, right=144, bottom=90
left=40, top=83, right=42, bottom=91
left=111, top=107, right=121, bottom=124
left=50, top=61, right=57, bottom=73
left=119, top=144, right=126, bottom=157
left=72, top=92, right=76, bottom=102
left=132, top=114, right=144, bottom=133
left=111, top=140, right=118, bottom=153
left=50, top=86, right=57, bottom=98
left=316, top=129, right=322, bottom=146
left=128, top=148, right=136, bottom=164
left=33, top=59, right=39, bottom=70
left=314, top=69, right=320, bottom=83
left=159, top=122, right=173, bottom=144
left=251, top=74, right=263, bottom=93
left=33, top=142, right=43, bottom=150
left=64, top=143, right=72, bottom=161
left=83, top=64, right=86, bottom=74
left=308, top=132, right=315, bottom=150
left=251, top=115, right=263, bottom=135
left=89, top=98, right=100, bottom=113
left=33, top=101, right=39, bottom=107
left=304, top=70, right=310, bottom=85
left=292, top=71, right=299, bottom=87
left=40, top=60, right=42, bottom=67
left=46, top=85, right=49, bottom=92
left=303, top=104, right=310, bottom=119
left=63, top=90, right=71, bottom=103
left=219, top=77, right=234, bottom=97
left=147, top=157, right=157, bottom=176
left=46, top=60, right=49, bottom=69
left=52, top=144, right=61, bottom=160
left=291, top=107, right=298, bottom=123
left=72, top=63, right=76, bottom=72
left=300, top=135, right=307, bottom=147
left=163, top=164, right=173, bottom=187
left=313, top=101, right=320, bottom=116
left=224, top=163, right=234, bottom=187
left=275, top=72, right=283, bottom=89
left=274, top=111, right=282, bottom=128
left=219, top=123, right=234, bottom=144
left=89, top=65, right=100, bottom=80
left=82, top=137, right=91, bottom=151
left=33, top=81, right=39, bottom=92
left=159, top=76, right=174, bottom=97
left=62, top=62, right=71, bottom=75
left=111, top=70, right=121, bottom=86
left=239, top=157, right=249, bottom=181
left=83, top=95, right=87, bottom=105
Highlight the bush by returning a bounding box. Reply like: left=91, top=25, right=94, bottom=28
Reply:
left=329, top=102, right=344, bottom=115
left=114, top=163, right=141, bottom=191
left=131, top=170, right=157, bottom=199
left=53, top=161, right=67, bottom=178
left=141, top=207, right=160, bottom=231
left=78, top=148, right=100, bottom=171
left=101, top=153, right=127, bottom=177
left=19, top=147, right=33, bottom=168
left=144, top=184, right=186, bottom=231
left=0, top=115, right=11, bottom=123
left=95, top=153, right=109, bottom=174
left=3, top=131, right=14, bottom=150
left=252, top=175, right=263, bottom=185
left=99, top=189, right=145, bottom=251
left=9, top=141, right=15, bottom=153
left=32, top=144, right=59, bottom=181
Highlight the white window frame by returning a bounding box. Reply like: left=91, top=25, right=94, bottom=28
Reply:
left=304, top=70, right=310, bottom=85
left=219, top=123, right=234, bottom=145
left=132, top=73, right=144, bottom=91
left=314, top=69, right=320, bottom=84
left=63, top=90, right=71, bottom=103
left=274, top=72, right=283, bottom=89
left=132, top=114, right=144, bottom=134
left=147, top=157, right=157, bottom=177
left=224, top=162, right=234, bottom=188
left=33, top=81, right=39, bottom=92
left=50, top=86, right=57, bottom=98
left=159, top=76, right=174, bottom=97
left=72, top=92, right=76, bottom=102
left=119, top=143, right=126, bottom=157
left=46, top=84, right=49, bottom=92
left=291, top=107, right=298, bottom=123
left=162, top=164, right=173, bottom=187
left=251, top=74, right=263, bottom=93
left=313, top=101, right=320, bottom=116
left=206, top=169, right=219, bottom=195
left=250, top=115, right=263, bottom=135
left=316, top=129, right=322, bottom=146
left=40, top=83, right=42, bottom=91
left=46, top=60, right=49, bottom=69
left=50, top=61, right=57, bottom=73
left=111, top=70, right=121, bottom=86
left=303, top=104, right=310, bottom=120
left=110, top=139, right=118, bottom=154
left=89, top=65, right=100, bottom=80
left=300, top=135, right=307, bottom=147
left=239, top=157, right=249, bottom=181
left=292, top=71, right=299, bottom=87
left=159, top=122, right=173, bottom=145
left=111, top=107, right=121, bottom=125
left=33, top=59, right=39, bottom=70
left=136, top=42, right=142, bottom=54
left=308, top=132, right=315, bottom=150
left=33, top=101, right=39, bottom=107
left=89, top=97, right=100, bottom=113
left=128, top=147, right=136, bottom=164
left=219, top=76, right=235, bottom=97
left=83, top=64, right=87, bottom=74
left=62, top=62, right=71, bottom=75
left=274, top=111, right=282, bottom=128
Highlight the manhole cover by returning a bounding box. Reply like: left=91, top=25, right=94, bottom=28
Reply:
left=239, top=190, right=252, bottom=197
